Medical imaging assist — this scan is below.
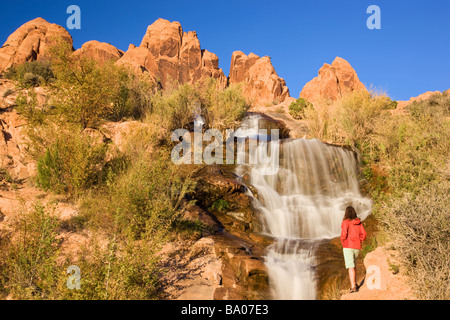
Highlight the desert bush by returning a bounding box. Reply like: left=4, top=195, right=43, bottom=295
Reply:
left=36, top=126, right=108, bottom=196
left=15, top=90, right=48, bottom=125
left=110, top=149, right=195, bottom=239
left=303, top=102, right=332, bottom=141
left=370, top=94, right=449, bottom=195
left=57, top=230, right=165, bottom=300
left=4, top=60, right=55, bottom=87
left=48, top=41, right=152, bottom=128
left=146, top=79, right=249, bottom=145
left=288, top=98, right=312, bottom=120
left=0, top=203, right=60, bottom=299
left=0, top=199, right=171, bottom=300
left=304, top=90, right=394, bottom=149
left=406, top=92, right=450, bottom=120
left=147, top=82, right=201, bottom=144
left=203, top=80, right=249, bottom=131
left=379, top=180, right=449, bottom=300
left=60, top=149, right=197, bottom=299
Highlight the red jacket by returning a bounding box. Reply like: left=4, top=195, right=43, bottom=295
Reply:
left=340, top=218, right=367, bottom=250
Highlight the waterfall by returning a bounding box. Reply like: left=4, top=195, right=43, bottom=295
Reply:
left=236, top=115, right=372, bottom=300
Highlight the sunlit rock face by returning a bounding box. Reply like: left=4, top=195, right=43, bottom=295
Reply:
left=229, top=51, right=290, bottom=106
left=0, top=17, right=73, bottom=72
left=117, top=18, right=227, bottom=89
left=300, top=57, right=366, bottom=105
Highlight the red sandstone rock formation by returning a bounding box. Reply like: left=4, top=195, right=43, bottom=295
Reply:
left=117, top=18, right=227, bottom=88
left=0, top=18, right=73, bottom=72
left=74, top=40, right=124, bottom=64
left=300, top=57, right=366, bottom=105
left=228, top=51, right=290, bottom=106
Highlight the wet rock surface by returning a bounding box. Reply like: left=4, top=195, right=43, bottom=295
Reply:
left=186, top=163, right=272, bottom=299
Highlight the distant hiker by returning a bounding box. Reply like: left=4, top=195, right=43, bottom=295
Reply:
left=340, top=206, right=367, bottom=293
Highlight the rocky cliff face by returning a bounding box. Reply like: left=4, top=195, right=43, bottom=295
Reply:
left=74, top=40, right=124, bottom=64
left=229, top=51, right=290, bottom=106
left=117, top=18, right=227, bottom=89
left=0, top=18, right=73, bottom=72
left=300, top=57, right=366, bottom=105
left=1, top=18, right=292, bottom=106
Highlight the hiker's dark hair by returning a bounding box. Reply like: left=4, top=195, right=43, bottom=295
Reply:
left=343, top=206, right=358, bottom=220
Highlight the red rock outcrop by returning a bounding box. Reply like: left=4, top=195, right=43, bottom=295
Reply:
left=74, top=40, right=124, bottom=64
left=0, top=17, right=73, bottom=72
left=396, top=90, right=443, bottom=111
left=300, top=57, right=366, bottom=105
left=201, top=49, right=227, bottom=89
left=117, top=18, right=226, bottom=88
left=228, top=51, right=290, bottom=106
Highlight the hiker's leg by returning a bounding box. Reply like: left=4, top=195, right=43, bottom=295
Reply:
left=348, top=267, right=356, bottom=289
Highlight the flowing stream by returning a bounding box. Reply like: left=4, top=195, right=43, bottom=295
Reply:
left=236, top=115, right=371, bottom=300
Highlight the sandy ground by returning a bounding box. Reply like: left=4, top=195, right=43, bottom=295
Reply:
left=341, top=245, right=414, bottom=300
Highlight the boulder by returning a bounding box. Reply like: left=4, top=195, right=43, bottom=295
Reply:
left=0, top=17, right=73, bottom=73
left=300, top=57, right=366, bottom=105
left=74, top=40, right=124, bottom=64
left=229, top=51, right=290, bottom=106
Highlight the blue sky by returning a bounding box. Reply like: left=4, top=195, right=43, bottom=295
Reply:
left=1, top=0, right=449, bottom=100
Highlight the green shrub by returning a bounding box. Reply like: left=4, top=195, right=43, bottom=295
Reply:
left=288, top=98, right=312, bottom=119
left=4, top=60, right=55, bottom=87
left=147, top=82, right=201, bottom=144
left=48, top=40, right=152, bottom=128
left=36, top=127, right=108, bottom=196
left=110, top=149, right=195, bottom=239
left=57, top=231, right=166, bottom=300
left=146, top=79, right=249, bottom=145
left=203, top=80, right=249, bottom=131
left=210, top=199, right=229, bottom=213
left=303, top=90, right=393, bottom=149
left=15, top=90, right=48, bottom=125
left=0, top=203, right=59, bottom=299
left=406, top=92, right=450, bottom=120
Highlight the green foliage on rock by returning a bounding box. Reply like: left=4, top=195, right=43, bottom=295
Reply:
left=288, top=97, right=312, bottom=119
left=4, top=60, right=55, bottom=88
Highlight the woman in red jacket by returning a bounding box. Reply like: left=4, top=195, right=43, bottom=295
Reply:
left=340, top=206, right=367, bottom=293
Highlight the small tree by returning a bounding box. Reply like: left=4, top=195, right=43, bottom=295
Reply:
left=48, top=40, right=144, bottom=128
left=289, top=98, right=312, bottom=120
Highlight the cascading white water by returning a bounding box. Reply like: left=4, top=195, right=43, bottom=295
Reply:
left=236, top=115, right=371, bottom=300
